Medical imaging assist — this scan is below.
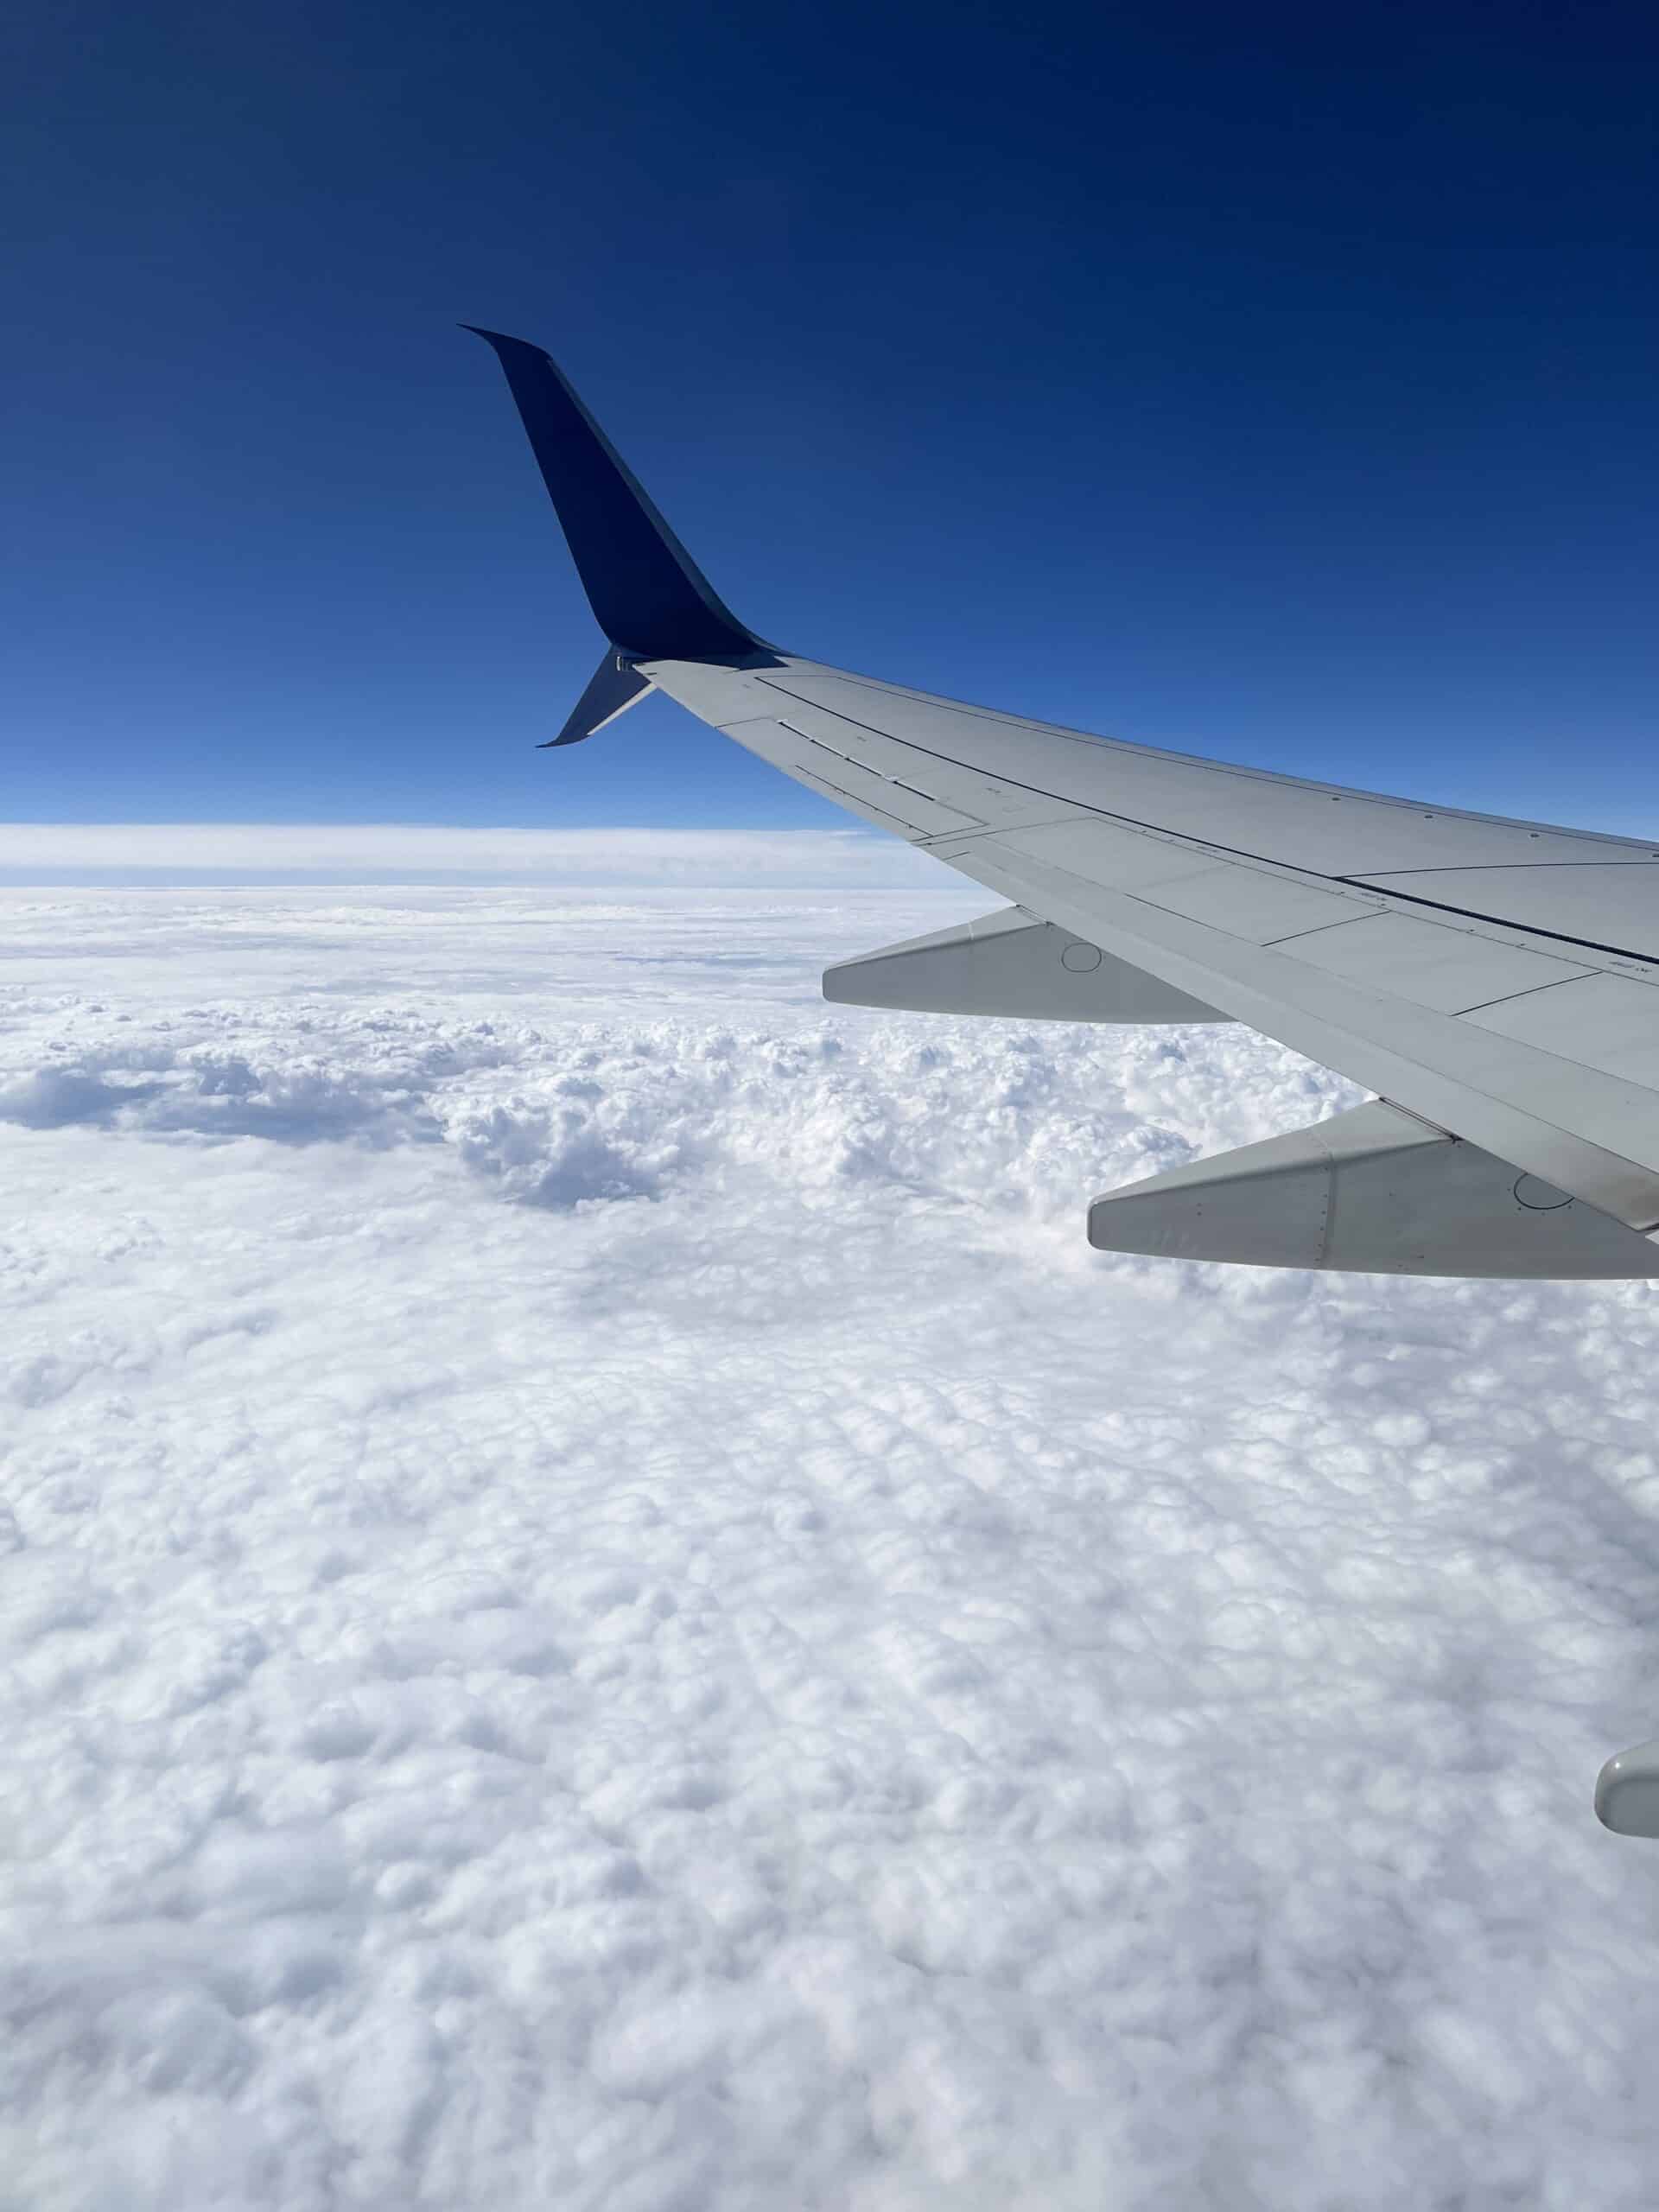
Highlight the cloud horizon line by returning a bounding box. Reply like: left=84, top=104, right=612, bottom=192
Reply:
left=0, top=822, right=957, bottom=888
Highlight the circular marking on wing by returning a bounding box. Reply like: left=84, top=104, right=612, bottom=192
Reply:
left=1060, top=942, right=1103, bottom=972
left=1513, top=1173, right=1574, bottom=1212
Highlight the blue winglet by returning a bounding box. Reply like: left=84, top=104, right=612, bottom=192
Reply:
left=541, top=651, right=654, bottom=748
left=464, top=326, right=766, bottom=664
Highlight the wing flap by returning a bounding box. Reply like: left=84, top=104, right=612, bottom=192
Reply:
left=988, top=815, right=1233, bottom=892
left=1127, top=861, right=1374, bottom=944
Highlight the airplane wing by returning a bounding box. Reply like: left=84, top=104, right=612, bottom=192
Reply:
left=467, top=327, right=1659, bottom=1282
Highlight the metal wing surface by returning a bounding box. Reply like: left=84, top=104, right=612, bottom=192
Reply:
left=469, top=327, right=1659, bottom=1279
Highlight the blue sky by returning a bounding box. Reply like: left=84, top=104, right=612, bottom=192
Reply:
left=5, top=0, right=1656, bottom=836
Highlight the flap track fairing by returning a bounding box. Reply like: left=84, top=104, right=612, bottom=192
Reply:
left=823, top=906, right=1230, bottom=1024
left=1088, top=1100, right=1659, bottom=1278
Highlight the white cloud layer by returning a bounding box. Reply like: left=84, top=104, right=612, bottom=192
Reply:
left=0, top=822, right=947, bottom=887
left=6, top=883, right=1659, bottom=2209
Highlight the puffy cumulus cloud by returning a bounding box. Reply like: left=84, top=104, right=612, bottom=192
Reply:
left=5, top=886, right=1659, bottom=2211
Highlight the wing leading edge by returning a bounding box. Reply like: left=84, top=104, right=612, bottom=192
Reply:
left=468, top=327, right=1659, bottom=1281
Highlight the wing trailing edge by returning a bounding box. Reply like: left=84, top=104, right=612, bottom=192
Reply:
left=1088, top=1100, right=1659, bottom=1278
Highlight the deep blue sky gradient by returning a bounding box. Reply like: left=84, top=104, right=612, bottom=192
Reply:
left=5, top=0, right=1657, bottom=833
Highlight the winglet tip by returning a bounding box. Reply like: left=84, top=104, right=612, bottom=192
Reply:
left=462, top=319, right=763, bottom=661
left=460, top=322, right=537, bottom=354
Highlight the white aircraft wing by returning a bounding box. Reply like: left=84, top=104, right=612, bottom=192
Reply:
left=468, top=327, right=1659, bottom=1281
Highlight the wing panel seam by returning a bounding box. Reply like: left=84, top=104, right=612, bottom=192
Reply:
left=1336, top=880, right=1659, bottom=967
left=951, top=835, right=1659, bottom=1230
left=761, top=671, right=1658, bottom=854
left=1450, top=976, right=1594, bottom=1019
left=1361, top=860, right=1659, bottom=875
left=756, top=679, right=1659, bottom=969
